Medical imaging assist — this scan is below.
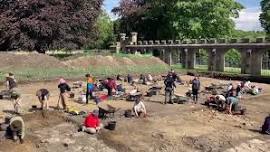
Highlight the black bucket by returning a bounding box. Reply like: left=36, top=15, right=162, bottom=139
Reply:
left=107, top=121, right=116, bottom=131
left=124, top=110, right=132, bottom=118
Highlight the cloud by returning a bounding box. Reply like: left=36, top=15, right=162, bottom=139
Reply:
left=234, top=7, right=263, bottom=31
left=103, top=0, right=120, bottom=20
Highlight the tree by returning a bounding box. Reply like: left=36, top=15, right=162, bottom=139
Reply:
left=93, top=11, right=115, bottom=49
left=0, top=0, right=103, bottom=53
left=113, top=0, right=243, bottom=40
left=231, top=30, right=266, bottom=39
left=225, top=49, right=241, bottom=67
left=260, top=0, right=270, bottom=35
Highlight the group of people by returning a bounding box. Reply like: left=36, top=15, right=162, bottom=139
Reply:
left=1, top=71, right=270, bottom=144
left=206, top=79, right=264, bottom=115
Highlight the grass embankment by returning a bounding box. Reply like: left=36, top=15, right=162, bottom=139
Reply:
left=0, top=54, right=169, bottom=82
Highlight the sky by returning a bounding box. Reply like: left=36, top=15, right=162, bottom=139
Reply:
left=103, top=0, right=263, bottom=31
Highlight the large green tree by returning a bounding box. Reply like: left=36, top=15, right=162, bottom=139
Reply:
left=260, top=0, right=270, bottom=35
left=113, top=0, right=243, bottom=40
left=86, top=11, right=115, bottom=49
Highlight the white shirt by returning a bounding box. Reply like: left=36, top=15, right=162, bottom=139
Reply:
left=227, top=85, right=233, bottom=91
left=133, top=101, right=146, bottom=116
left=147, top=74, right=153, bottom=81
left=215, top=95, right=226, bottom=102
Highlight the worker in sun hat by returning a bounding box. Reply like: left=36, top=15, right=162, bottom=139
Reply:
left=5, top=73, right=17, bottom=92
left=0, top=116, right=25, bottom=144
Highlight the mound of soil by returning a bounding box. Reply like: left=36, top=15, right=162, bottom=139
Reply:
left=0, top=52, right=66, bottom=70
left=63, top=55, right=167, bottom=68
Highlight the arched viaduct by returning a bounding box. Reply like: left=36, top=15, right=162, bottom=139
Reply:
left=113, top=32, right=270, bottom=76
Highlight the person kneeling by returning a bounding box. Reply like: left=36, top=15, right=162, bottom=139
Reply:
left=226, top=97, right=245, bottom=115
left=133, top=97, right=147, bottom=118
left=0, top=116, right=25, bottom=144
left=81, top=110, right=103, bottom=134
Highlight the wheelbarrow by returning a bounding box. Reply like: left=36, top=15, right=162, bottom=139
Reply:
left=98, top=104, right=120, bottom=119
left=126, top=92, right=142, bottom=102
left=0, top=90, right=12, bottom=100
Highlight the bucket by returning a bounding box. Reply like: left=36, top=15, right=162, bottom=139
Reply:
left=107, top=121, right=116, bottom=131
left=124, top=110, right=132, bottom=118
left=69, top=92, right=75, bottom=98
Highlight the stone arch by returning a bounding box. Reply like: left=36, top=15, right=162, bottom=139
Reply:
left=152, top=49, right=160, bottom=57
left=195, top=49, right=209, bottom=70
left=224, top=49, right=242, bottom=74
left=262, top=50, right=270, bottom=76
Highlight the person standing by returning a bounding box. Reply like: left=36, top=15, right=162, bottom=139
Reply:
left=85, top=74, right=95, bottom=104
left=106, top=78, right=116, bottom=96
left=57, top=78, right=71, bottom=111
left=164, top=73, right=176, bottom=104
left=5, top=73, right=17, bottom=92
left=192, top=77, right=200, bottom=104
left=36, top=89, right=50, bottom=110
left=127, top=74, right=133, bottom=84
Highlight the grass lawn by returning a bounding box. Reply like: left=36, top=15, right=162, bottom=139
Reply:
left=171, top=64, right=270, bottom=76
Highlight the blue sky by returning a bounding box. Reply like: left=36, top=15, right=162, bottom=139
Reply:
left=104, top=0, right=262, bottom=31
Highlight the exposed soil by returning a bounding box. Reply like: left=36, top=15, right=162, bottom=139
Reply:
left=0, top=52, right=67, bottom=70
left=0, top=75, right=269, bottom=152
left=63, top=55, right=166, bottom=69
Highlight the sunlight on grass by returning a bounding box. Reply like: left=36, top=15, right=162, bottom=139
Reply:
left=0, top=64, right=169, bottom=82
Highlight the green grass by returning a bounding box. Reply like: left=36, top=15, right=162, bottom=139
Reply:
left=171, top=64, right=270, bottom=76
left=0, top=64, right=169, bottom=82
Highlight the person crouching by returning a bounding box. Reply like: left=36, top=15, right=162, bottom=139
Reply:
left=36, top=89, right=50, bottom=110
left=80, top=110, right=103, bottom=134
left=133, top=96, right=147, bottom=118
left=0, top=116, right=25, bottom=144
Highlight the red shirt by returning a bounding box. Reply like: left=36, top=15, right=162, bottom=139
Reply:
left=107, top=79, right=116, bottom=89
left=84, top=113, right=100, bottom=128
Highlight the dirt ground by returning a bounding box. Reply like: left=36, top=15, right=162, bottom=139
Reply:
left=63, top=55, right=166, bottom=69
left=0, top=75, right=269, bottom=152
